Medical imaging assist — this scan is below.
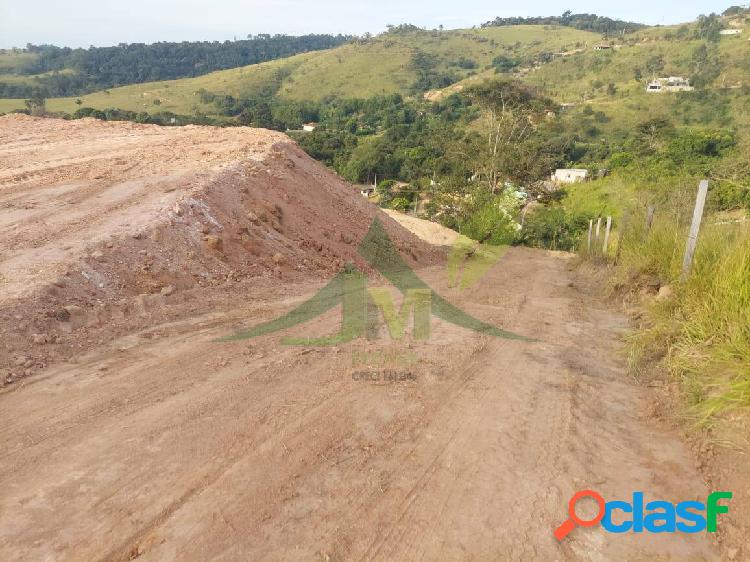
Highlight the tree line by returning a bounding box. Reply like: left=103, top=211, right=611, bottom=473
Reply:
left=0, top=34, right=351, bottom=97
left=481, top=11, right=646, bottom=35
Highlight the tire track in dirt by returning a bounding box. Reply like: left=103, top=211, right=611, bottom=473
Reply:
left=1, top=249, right=721, bottom=561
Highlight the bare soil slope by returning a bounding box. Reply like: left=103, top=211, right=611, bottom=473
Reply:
left=382, top=209, right=460, bottom=246
left=0, top=115, right=441, bottom=385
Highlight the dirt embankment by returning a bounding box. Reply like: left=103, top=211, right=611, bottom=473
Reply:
left=382, top=209, right=460, bottom=246
left=0, top=115, right=442, bottom=385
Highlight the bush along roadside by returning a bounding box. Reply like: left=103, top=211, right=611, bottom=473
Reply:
left=578, top=180, right=750, bottom=426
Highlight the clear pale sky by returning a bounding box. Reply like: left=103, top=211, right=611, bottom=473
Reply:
left=0, top=0, right=734, bottom=48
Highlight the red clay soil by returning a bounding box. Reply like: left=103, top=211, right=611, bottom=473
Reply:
left=0, top=116, right=741, bottom=561
left=0, top=115, right=442, bottom=386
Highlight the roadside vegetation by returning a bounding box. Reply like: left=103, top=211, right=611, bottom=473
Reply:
left=621, top=219, right=749, bottom=423
left=571, top=136, right=750, bottom=423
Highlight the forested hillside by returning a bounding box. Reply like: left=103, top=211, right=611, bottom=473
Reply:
left=0, top=24, right=599, bottom=114
left=0, top=34, right=351, bottom=97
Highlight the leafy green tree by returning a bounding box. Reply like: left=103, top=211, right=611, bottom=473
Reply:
left=461, top=79, right=557, bottom=192
left=24, top=94, right=46, bottom=116
left=722, top=6, right=748, bottom=17
left=295, top=130, right=357, bottom=167
left=695, top=14, right=722, bottom=42
left=645, top=55, right=665, bottom=78
left=690, top=43, right=722, bottom=88
left=460, top=191, right=522, bottom=245
left=343, top=139, right=389, bottom=183
left=385, top=23, right=422, bottom=34
left=492, top=55, right=520, bottom=73
left=634, top=118, right=675, bottom=152
left=480, top=12, right=644, bottom=34
left=666, top=129, right=735, bottom=164
left=390, top=197, right=411, bottom=211
left=409, top=49, right=457, bottom=92
left=376, top=179, right=396, bottom=197
left=5, top=35, right=352, bottom=98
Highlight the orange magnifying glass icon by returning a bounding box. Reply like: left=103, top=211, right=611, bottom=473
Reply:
left=554, top=490, right=606, bottom=541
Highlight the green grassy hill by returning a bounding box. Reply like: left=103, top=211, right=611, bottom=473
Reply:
left=0, top=25, right=601, bottom=115
left=2, top=15, right=749, bottom=136
left=528, top=26, right=750, bottom=123
left=0, top=51, right=38, bottom=72
left=428, top=21, right=750, bottom=130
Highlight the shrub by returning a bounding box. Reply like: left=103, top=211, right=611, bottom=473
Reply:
left=491, top=55, right=520, bottom=73
left=460, top=192, right=522, bottom=245
left=517, top=206, right=590, bottom=250
left=390, top=197, right=411, bottom=211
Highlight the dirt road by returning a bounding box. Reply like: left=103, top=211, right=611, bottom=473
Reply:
left=0, top=116, right=720, bottom=560
left=0, top=248, right=718, bottom=561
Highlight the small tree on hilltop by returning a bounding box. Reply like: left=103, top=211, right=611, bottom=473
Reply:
left=24, top=94, right=46, bottom=116
left=695, top=13, right=722, bottom=42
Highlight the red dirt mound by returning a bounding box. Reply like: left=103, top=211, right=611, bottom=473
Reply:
left=0, top=115, right=443, bottom=385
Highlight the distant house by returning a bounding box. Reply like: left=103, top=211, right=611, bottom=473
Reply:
left=360, top=186, right=375, bottom=197
left=646, top=77, right=694, bottom=93
left=593, top=43, right=612, bottom=51
left=302, top=123, right=317, bottom=132
left=552, top=169, right=589, bottom=184
left=720, top=29, right=743, bottom=35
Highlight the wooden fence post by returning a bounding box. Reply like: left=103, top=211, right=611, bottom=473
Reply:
left=645, top=206, right=655, bottom=232
left=587, top=219, right=593, bottom=252
left=603, top=216, right=612, bottom=255
left=615, top=211, right=629, bottom=265
left=596, top=217, right=602, bottom=240
left=681, top=180, right=709, bottom=282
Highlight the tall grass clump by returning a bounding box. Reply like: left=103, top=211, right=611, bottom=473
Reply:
left=672, top=224, right=750, bottom=422
left=586, top=201, right=750, bottom=423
